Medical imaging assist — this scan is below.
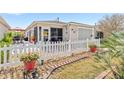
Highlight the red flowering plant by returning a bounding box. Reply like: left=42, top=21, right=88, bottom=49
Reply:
left=89, top=44, right=97, bottom=53
left=20, top=52, right=39, bottom=71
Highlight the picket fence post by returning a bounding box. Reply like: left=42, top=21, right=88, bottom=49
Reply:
left=98, top=38, right=100, bottom=47
left=86, top=39, right=89, bottom=51
left=68, top=40, right=71, bottom=53
left=0, top=49, right=2, bottom=64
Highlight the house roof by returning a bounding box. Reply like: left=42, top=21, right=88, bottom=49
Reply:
left=26, top=20, right=67, bottom=30
left=68, top=22, right=94, bottom=28
left=26, top=20, right=94, bottom=30
left=36, top=20, right=67, bottom=24
left=9, top=28, right=25, bottom=32
left=94, top=25, right=103, bottom=32
left=0, top=16, right=10, bottom=29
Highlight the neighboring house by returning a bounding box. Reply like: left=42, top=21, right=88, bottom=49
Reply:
left=25, top=20, right=95, bottom=43
left=8, top=28, right=25, bottom=44
left=9, top=27, right=25, bottom=37
left=0, top=16, right=10, bottom=40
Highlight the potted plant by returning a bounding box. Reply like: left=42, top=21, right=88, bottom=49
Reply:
left=20, top=53, right=39, bottom=71
left=89, top=44, right=97, bottom=53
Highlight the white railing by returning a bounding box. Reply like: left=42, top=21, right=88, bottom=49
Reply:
left=0, top=39, right=100, bottom=67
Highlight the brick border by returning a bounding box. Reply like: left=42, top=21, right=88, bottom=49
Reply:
left=95, top=67, right=115, bottom=79
left=95, top=70, right=112, bottom=79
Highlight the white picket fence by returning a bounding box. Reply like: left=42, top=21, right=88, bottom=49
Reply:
left=0, top=39, right=100, bottom=67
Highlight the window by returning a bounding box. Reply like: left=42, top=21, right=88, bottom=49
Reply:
left=51, top=28, right=63, bottom=41
left=58, top=28, right=63, bottom=41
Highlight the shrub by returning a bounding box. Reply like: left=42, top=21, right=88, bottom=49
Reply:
left=0, top=50, right=9, bottom=64
left=95, top=32, right=124, bottom=79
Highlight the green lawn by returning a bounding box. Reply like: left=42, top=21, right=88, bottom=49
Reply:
left=48, top=57, right=107, bottom=79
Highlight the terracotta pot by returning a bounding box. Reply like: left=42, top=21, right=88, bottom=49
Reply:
left=32, top=38, right=35, bottom=42
left=90, top=48, right=97, bottom=53
left=24, top=61, right=36, bottom=71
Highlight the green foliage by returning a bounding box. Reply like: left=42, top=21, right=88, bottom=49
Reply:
left=11, top=31, right=22, bottom=37
left=0, top=32, right=12, bottom=63
left=89, top=44, right=97, bottom=48
left=0, top=32, right=13, bottom=47
left=95, top=32, right=124, bottom=79
left=0, top=32, right=23, bottom=63
left=0, top=31, right=23, bottom=48
left=20, top=53, right=39, bottom=63
left=0, top=50, right=9, bottom=64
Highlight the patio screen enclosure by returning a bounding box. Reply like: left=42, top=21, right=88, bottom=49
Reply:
left=50, top=28, right=63, bottom=41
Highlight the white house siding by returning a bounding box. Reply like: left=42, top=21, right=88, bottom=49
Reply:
left=78, top=27, right=93, bottom=40
left=62, top=27, right=69, bottom=41
left=25, top=21, right=95, bottom=42
left=0, top=23, right=8, bottom=40
left=0, top=17, right=10, bottom=41
left=67, top=24, right=94, bottom=41
left=68, top=25, right=78, bottom=41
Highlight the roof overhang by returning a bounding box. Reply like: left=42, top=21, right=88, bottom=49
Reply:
left=0, top=16, right=10, bottom=29
left=26, top=21, right=94, bottom=31
left=26, top=21, right=67, bottom=31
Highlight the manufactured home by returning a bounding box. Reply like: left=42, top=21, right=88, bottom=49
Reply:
left=0, top=16, right=10, bottom=40
left=25, top=20, right=95, bottom=43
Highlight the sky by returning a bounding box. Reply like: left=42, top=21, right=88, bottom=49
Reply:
left=0, top=13, right=114, bottom=29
